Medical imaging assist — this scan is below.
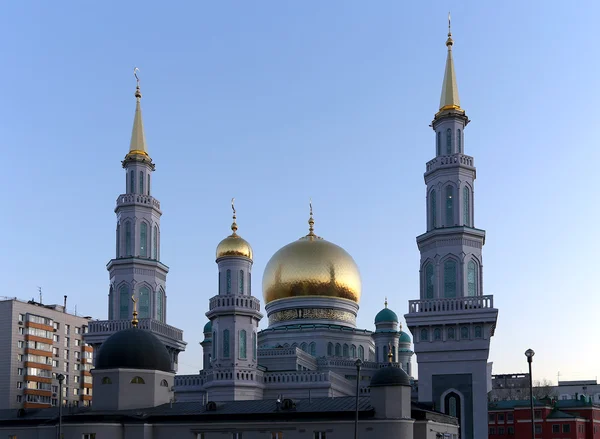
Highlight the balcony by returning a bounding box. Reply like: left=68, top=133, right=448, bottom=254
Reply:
left=408, top=295, right=494, bottom=314
left=116, top=193, right=160, bottom=211
left=87, top=318, right=183, bottom=341
left=209, top=294, right=261, bottom=312
left=426, top=153, right=474, bottom=173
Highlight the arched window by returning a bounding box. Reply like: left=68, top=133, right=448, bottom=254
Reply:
left=139, top=287, right=150, bottom=319
left=437, top=131, right=441, bottom=155
left=430, top=189, right=437, bottom=229
left=335, top=343, right=341, bottom=356
left=130, top=376, right=145, bottom=384
left=125, top=221, right=132, bottom=256
left=248, top=272, right=252, bottom=295
left=425, top=263, right=435, bottom=298
left=457, top=129, right=462, bottom=153
left=447, top=327, right=455, bottom=340
left=309, top=342, right=316, bottom=356
left=226, top=270, right=231, bottom=294
left=140, top=223, right=147, bottom=257
left=239, top=270, right=244, bottom=294
left=160, top=379, right=168, bottom=387
left=116, top=224, right=121, bottom=258
left=301, top=342, right=308, bottom=352
left=327, top=342, right=333, bottom=356
left=119, top=285, right=129, bottom=319
left=461, top=326, right=469, bottom=339
left=139, top=171, right=144, bottom=196
left=445, top=185, right=454, bottom=226
left=223, top=329, right=230, bottom=358
left=108, top=286, right=114, bottom=320
left=350, top=344, right=356, bottom=358
left=212, top=332, right=216, bottom=358
left=253, top=332, right=257, bottom=360
left=101, top=377, right=112, bottom=384
left=153, top=225, right=158, bottom=260
left=130, top=170, right=135, bottom=194
left=358, top=345, right=364, bottom=361
left=463, top=186, right=470, bottom=226
left=343, top=344, right=349, bottom=357
left=444, top=260, right=457, bottom=298
left=239, top=330, right=247, bottom=359
left=467, top=261, right=477, bottom=296
left=156, top=288, right=165, bottom=323
left=420, top=328, right=429, bottom=342
left=147, top=173, right=151, bottom=195
left=448, top=395, right=458, bottom=418
left=474, top=326, right=482, bottom=338
left=446, top=128, right=452, bottom=154
left=434, top=328, right=441, bottom=340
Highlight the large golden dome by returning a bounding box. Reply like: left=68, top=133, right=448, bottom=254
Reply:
left=262, top=230, right=362, bottom=305
left=215, top=199, right=253, bottom=260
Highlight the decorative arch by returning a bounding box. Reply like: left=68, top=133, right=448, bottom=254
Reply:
left=156, top=288, right=165, bottom=323
left=420, top=328, right=429, bottom=342
left=437, top=131, right=442, bottom=156
left=445, top=184, right=454, bottom=226
left=343, top=344, right=349, bottom=357
left=463, top=185, right=471, bottom=226
left=460, top=326, right=469, bottom=339
left=457, top=129, right=462, bottom=153
left=239, top=330, right=247, bottom=359
left=447, top=326, right=455, bottom=340
left=424, top=261, right=435, bottom=299
left=350, top=344, right=356, bottom=358
left=446, top=128, right=452, bottom=154
left=358, top=345, right=364, bottom=361
left=239, top=270, right=244, bottom=294
left=124, top=221, right=132, bottom=256
left=300, top=342, right=308, bottom=353
left=441, top=388, right=466, bottom=435
left=130, top=376, right=145, bottom=384
left=116, top=224, right=121, bottom=258
left=101, top=377, right=112, bottom=384
left=139, top=170, right=144, bottom=195
left=118, top=284, right=129, bottom=319
left=429, top=188, right=437, bottom=230
left=138, top=285, right=151, bottom=319
left=226, top=270, right=231, bottom=294
left=434, top=327, right=441, bottom=340
left=474, top=325, right=482, bottom=338
left=467, top=259, right=477, bottom=296
left=160, top=379, right=168, bottom=387
left=327, top=342, right=333, bottom=356
left=335, top=343, right=341, bottom=356
left=443, top=258, right=458, bottom=298
left=309, top=342, right=316, bottom=356
left=223, top=329, right=230, bottom=358
left=153, top=225, right=158, bottom=260
left=129, top=170, right=135, bottom=194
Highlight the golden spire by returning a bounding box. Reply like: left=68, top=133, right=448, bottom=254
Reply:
left=128, top=67, right=149, bottom=156
left=131, top=295, right=139, bottom=328
left=231, top=198, right=238, bottom=236
left=387, top=343, right=393, bottom=363
left=438, top=13, right=462, bottom=113
left=307, top=198, right=316, bottom=237
left=384, top=297, right=388, bottom=308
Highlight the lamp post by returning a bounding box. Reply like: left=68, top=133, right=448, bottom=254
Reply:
left=56, top=373, right=65, bottom=439
left=525, top=349, right=535, bottom=439
left=354, top=359, right=363, bottom=439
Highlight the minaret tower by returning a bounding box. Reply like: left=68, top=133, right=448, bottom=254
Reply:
left=204, top=200, right=264, bottom=401
left=85, top=70, right=186, bottom=370
left=404, top=18, right=498, bottom=439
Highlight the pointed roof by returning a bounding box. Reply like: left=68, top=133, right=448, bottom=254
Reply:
left=438, top=16, right=463, bottom=113
left=128, top=84, right=148, bottom=156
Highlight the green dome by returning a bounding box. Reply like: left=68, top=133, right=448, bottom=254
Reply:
left=375, top=307, right=398, bottom=324
left=203, top=321, right=212, bottom=334
left=399, top=331, right=411, bottom=343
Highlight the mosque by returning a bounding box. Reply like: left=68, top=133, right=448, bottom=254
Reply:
left=0, top=23, right=497, bottom=439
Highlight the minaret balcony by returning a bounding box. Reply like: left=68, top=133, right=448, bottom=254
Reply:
left=207, top=294, right=263, bottom=319
left=408, top=295, right=494, bottom=314
left=115, top=193, right=161, bottom=212
left=86, top=318, right=183, bottom=341
left=425, top=153, right=474, bottom=174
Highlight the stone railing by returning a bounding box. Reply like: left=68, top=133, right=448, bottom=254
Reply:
left=317, top=358, right=379, bottom=370
left=209, top=294, right=261, bottom=312
left=426, top=153, right=474, bottom=172
left=257, top=348, right=299, bottom=357
left=194, top=368, right=264, bottom=385
left=263, top=370, right=331, bottom=384
left=116, top=194, right=161, bottom=210
left=408, top=295, right=494, bottom=314
left=87, top=318, right=183, bottom=341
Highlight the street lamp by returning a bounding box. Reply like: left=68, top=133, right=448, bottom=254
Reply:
left=354, top=359, right=363, bottom=439
left=57, top=373, right=65, bottom=439
left=525, top=349, right=535, bottom=439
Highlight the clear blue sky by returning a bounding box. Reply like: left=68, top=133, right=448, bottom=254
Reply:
left=1, top=1, right=598, bottom=382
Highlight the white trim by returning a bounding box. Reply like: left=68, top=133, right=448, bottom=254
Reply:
left=440, top=387, right=466, bottom=437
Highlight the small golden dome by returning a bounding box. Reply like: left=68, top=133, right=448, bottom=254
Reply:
left=215, top=198, right=253, bottom=260
left=262, top=234, right=362, bottom=305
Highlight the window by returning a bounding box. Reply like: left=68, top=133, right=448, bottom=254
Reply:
left=139, top=171, right=144, bottom=195
left=314, top=433, right=327, bottom=439
left=18, top=327, right=24, bottom=335
left=343, top=344, right=349, bottom=357
left=16, top=396, right=21, bottom=403
left=130, top=376, right=145, bottom=384
left=160, top=379, right=169, bottom=387
left=447, top=327, right=455, bottom=340
left=130, top=170, right=134, bottom=193
left=17, top=368, right=23, bottom=376
left=52, top=360, right=59, bottom=367
left=467, top=261, right=477, bottom=296
left=507, top=426, right=514, bottom=435
left=437, top=131, right=441, bottom=155
left=153, top=225, right=158, bottom=260
left=226, top=270, right=231, bottom=294
left=534, top=410, right=541, bottom=419
left=75, top=339, right=82, bottom=347
left=73, top=388, right=80, bottom=396
left=140, top=222, right=147, bottom=257
left=420, top=328, right=429, bottom=341
left=463, top=186, right=470, bottom=226
left=16, top=381, right=22, bottom=389
left=239, top=270, right=244, bottom=294
left=446, top=128, right=452, bottom=154
left=212, top=332, right=216, bottom=358
left=102, top=377, right=112, bottom=384
left=430, top=189, right=437, bottom=229
left=535, top=424, right=542, bottom=434
left=457, top=129, right=462, bottom=153
left=119, top=285, right=129, bottom=319
left=335, top=343, right=341, bottom=356
left=498, top=414, right=505, bottom=422
left=156, top=288, right=165, bottom=323
left=350, top=344, right=356, bottom=357
left=83, top=434, right=96, bottom=439
left=460, top=326, right=469, bottom=339
left=253, top=332, right=257, bottom=360
left=327, top=342, right=333, bottom=356
left=562, top=424, right=570, bottom=433
left=552, top=424, right=560, bottom=433
left=232, top=433, right=243, bottom=439
left=223, top=329, right=230, bottom=358
left=65, top=324, right=70, bottom=334
left=434, top=328, right=441, bottom=340
left=425, top=263, right=434, bottom=298
left=443, top=260, right=457, bottom=298
left=445, top=185, right=454, bottom=226
left=17, top=340, right=24, bottom=348
left=311, top=342, right=317, bottom=356
left=489, top=427, right=495, bottom=435
left=498, top=427, right=505, bottom=434
left=506, top=413, right=513, bottom=423
left=488, top=413, right=496, bottom=423
left=239, top=330, right=247, bottom=359
left=271, top=433, right=283, bottom=439
left=358, top=345, right=364, bottom=361
left=448, top=396, right=457, bottom=417
left=139, top=286, right=150, bottom=319
left=125, top=221, right=132, bottom=256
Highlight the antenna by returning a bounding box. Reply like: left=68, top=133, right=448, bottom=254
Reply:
left=37, top=287, right=42, bottom=304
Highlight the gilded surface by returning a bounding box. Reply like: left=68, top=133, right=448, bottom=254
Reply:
left=268, top=308, right=356, bottom=325
left=216, top=235, right=253, bottom=260
left=262, top=236, right=361, bottom=304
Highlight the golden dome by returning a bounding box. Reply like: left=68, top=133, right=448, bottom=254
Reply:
left=262, top=233, right=362, bottom=305
left=215, top=198, right=253, bottom=260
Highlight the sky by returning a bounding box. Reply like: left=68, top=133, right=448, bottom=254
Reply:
left=1, top=1, right=598, bottom=382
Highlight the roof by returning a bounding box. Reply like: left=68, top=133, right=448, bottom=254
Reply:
left=370, top=364, right=411, bottom=387
left=488, top=399, right=600, bottom=411
left=375, top=307, right=398, bottom=324
left=546, top=410, right=578, bottom=419
left=95, top=327, right=172, bottom=372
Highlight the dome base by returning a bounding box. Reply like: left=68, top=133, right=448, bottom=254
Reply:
left=265, top=296, right=359, bottom=329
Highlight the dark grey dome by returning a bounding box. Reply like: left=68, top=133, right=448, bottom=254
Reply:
left=370, top=365, right=411, bottom=387
left=95, top=328, right=172, bottom=372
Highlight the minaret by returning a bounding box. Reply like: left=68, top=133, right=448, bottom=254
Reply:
left=204, top=200, right=264, bottom=401
left=404, top=18, right=498, bottom=439
left=85, top=70, right=186, bottom=371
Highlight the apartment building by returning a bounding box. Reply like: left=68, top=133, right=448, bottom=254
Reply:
left=0, top=298, right=94, bottom=409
